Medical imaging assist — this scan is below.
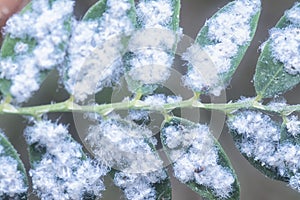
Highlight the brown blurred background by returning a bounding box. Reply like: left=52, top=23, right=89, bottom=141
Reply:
left=1, top=0, right=300, bottom=199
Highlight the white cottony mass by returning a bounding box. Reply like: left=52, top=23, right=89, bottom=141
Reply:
left=1, top=0, right=74, bottom=103
left=163, top=123, right=235, bottom=198
left=66, top=0, right=134, bottom=101
left=86, top=116, right=162, bottom=173
left=127, top=0, right=180, bottom=87
left=0, top=132, right=27, bottom=199
left=228, top=110, right=300, bottom=192
left=183, top=0, right=261, bottom=95
left=269, top=3, right=300, bottom=75
left=24, top=121, right=108, bottom=200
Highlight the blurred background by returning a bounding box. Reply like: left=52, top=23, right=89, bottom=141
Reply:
left=1, top=0, right=300, bottom=199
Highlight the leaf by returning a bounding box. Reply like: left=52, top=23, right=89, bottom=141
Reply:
left=161, top=117, right=240, bottom=200
left=228, top=119, right=284, bottom=181
left=0, top=0, right=73, bottom=101
left=125, top=0, right=181, bottom=94
left=0, top=2, right=34, bottom=97
left=26, top=121, right=106, bottom=200
left=155, top=175, right=172, bottom=200
left=254, top=4, right=300, bottom=99
left=0, top=132, right=28, bottom=199
left=85, top=117, right=172, bottom=199
left=227, top=110, right=300, bottom=193
left=186, top=1, right=260, bottom=94
left=65, top=0, right=137, bottom=101
left=82, top=0, right=136, bottom=48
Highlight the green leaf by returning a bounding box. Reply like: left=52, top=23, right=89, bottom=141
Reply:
left=125, top=0, right=181, bottom=94
left=0, top=132, right=28, bottom=199
left=161, top=117, right=240, bottom=200
left=67, top=0, right=137, bottom=99
left=27, top=130, right=98, bottom=199
left=191, top=1, right=260, bottom=94
left=0, top=2, right=34, bottom=97
left=0, top=0, right=72, bottom=100
left=155, top=175, right=172, bottom=200
left=113, top=119, right=172, bottom=200
left=228, top=120, right=284, bottom=181
left=170, top=0, right=181, bottom=32
left=254, top=4, right=300, bottom=99
left=86, top=117, right=172, bottom=199
left=227, top=111, right=300, bottom=189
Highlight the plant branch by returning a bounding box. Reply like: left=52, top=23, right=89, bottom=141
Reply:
left=0, top=96, right=298, bottom=118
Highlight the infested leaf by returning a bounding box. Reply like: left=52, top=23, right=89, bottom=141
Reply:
left=227, top=110, right=300, bottom=193
left=161, top=117, right=240, bottom=200
left=0, top=131, right=28, bottom=199
left=184, top=0, right=261, bottom=95
left=26, top=121, right=107, bottom=200
left=254, top=3, right=300, bottom=99
left=0, top=0, right=73, bottom=102
left=125, top=0, right=181, bottom=94
left=86, top=117, right=172, bottom=199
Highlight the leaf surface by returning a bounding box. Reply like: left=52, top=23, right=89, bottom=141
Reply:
left=161, top=117, right=240, bottom=200
left=254, top=4, right=300, bottom=99
left=0, top=132, right=28, bottom=199
left=188, top=1, right=260, bottom=94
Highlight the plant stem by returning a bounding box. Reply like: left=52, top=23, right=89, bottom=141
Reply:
left=0, top=96, right=297, bottom=118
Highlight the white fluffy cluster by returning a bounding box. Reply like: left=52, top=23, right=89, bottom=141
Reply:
left=269, top=3, right=300, bottom=75
left=114, top=170, right=167, bottom=200
left=163, top=123, right=235, bottom=198
left=127, top=49, right=174, bottom=85
left=228, top=111, right=300, bottom=192
left=66, top=0, right=134, bottom=101
left=182, top=44, right=220, bottom=95
left=183, top=0, right=260, bottom=95
left=1, top=0, right=74, bottom=103
left=86, top=117, right=162, bottom=173
left=0, top=133, right=27, bottom=199
left=227, top=111, right=280, bottom=164
left=286, top=3, right=300, bottom=26
left=24, top=121, right=108, bottom=200
left=266, top=98, right=288, bottom=113
left=128, top=110, right=150, bottom=122
left=286, top=115, right=300, bottom=137
left=289, top=173, right=300, bottom=192
left=136, top=0, right=173, bottom=29
left=127, top=0, right=178, bottom=86
left=142, top=94, right=182, bottom=110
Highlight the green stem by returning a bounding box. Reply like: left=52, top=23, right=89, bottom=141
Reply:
left=0, top=97, right=298, bottom=118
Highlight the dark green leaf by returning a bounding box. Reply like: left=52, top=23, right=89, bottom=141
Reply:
left=228, top=121, right=284, bottom=181
left=227, top=112, right=300, bottom=187
left=192, top=1, right=260, bottom=93
left=94, top=118, right=172, bottom=200
left=125, top=0, right=181, bottom=94
left=161, top=117, right=240, bottom=200
left=254, top=4, right=300, bottom=99
left=27, top=131, right=96, bottom=199
left=75, top=0, right=137, bottom=98
left=155, top=175, right=172, bottom=200
left=0, top=0, right=72, bottom=100
left=0, top=132, right=28, bottom=199
left=0, top=2, right=34, bottom=97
